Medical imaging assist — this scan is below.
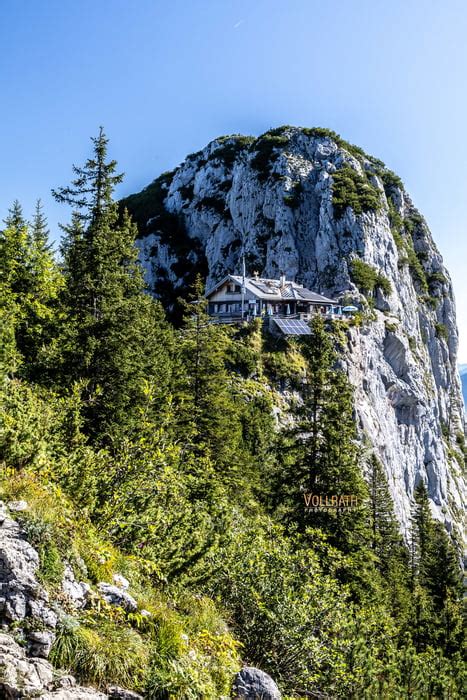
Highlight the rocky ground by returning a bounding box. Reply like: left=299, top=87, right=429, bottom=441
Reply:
left=0, top=499, right=281, bottom=699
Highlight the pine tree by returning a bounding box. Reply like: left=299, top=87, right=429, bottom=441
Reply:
left=411, top=481, right=433, bottom=585
left=51, top=128, right=173, bottom=442
left=31, top=199, right=51, bottom=249
left=410, top=481, right=464, bottom=655
left=277, top=316, right=369, bottom=553
left=368, top=455, right=406, bottom=569
left=175, top=276, right=243, bottom=477
left=0, top=281, right=20, bottom=378
left=4, top=199, right=27, bottom=230
left=0, top=201, right=61, bottom=379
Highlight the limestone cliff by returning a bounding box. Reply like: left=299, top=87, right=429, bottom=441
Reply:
left=123, top=126, right=466, bottom=541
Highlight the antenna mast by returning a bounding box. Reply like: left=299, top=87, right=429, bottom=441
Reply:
left=241, top=253, right=246, bottom=320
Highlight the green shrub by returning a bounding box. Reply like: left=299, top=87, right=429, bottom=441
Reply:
left=435, top=323, right=449, bottom=342
left=376, top=273, right=392, bottom=296
left=428, top=271, right=447, bottom=286
left=380, top=169, right=404, bottom=192
left=385, top=321, right=398, bottom=333
left=390, top=211, right=429, bottom=294
left=0, top=380, right=54, bottom=470
left=283, top=181, right=303, bottom=208
left=332, top=164, right=380, bottom=219
left=301, top=127, right=368, bottom=160
left=250, top=134, right=290, bottom=182
left=179, top=183, right=194, bottom=201
left=196, top=195, right=226, bottom=216
left=208, top=136, right=254, bottom=167
left=146, top=614, right=240, bottom=699
left=406, top=247, right=429, bottom=293
left=120, top=170, right=175, bottom=239
left=349, top=259, right=391, bottom=297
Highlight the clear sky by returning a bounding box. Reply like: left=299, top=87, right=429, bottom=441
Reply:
left=1, top=0, right=467, bottom=359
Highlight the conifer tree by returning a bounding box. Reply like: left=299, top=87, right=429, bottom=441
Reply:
left=4, top=199, right=27, bottom=230
left=0, top=201, right=61, bottom=379
left=411, top=481, right=434, bottom=585
left=175, top=276, right=243, bottom=477
left=31, top=199, right=51, bottom=248
left=277, top=316, right=369, bottom=553
left=0, top=281, right=19, bottom=378
left=51, top=128, right=173, bottom=442
left=368, top=455, right=407, bottom=569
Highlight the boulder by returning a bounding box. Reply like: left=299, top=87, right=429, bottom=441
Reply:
left=7, top=500, right=28, bottom=512
left=97, top=583, right=137, bottom=612
left=232, top=666, right=281, bottom=699
left=112, top=574, right=130, bottom=590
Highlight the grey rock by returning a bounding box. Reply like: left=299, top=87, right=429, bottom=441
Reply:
left=41, top=690, right=108, bottom=699
left=62, top=564, right=91, bottom=609
left=0, top=511, right=56, bottom=642
left=0, top=632, right=124, bottom=698
left=0, top=631, right=54, bottom=698
left=232, top=666, right=281, bottom=699
left=28, top=630, right=55, bottom=658
left=7, top=500, right=28, bottom=512
left=112, top=573, right=130, bottom=590
left=107, top=687, right=144, bottom=699
left=54, top=675, right=77, bottom=689
left=97, top=583, right=137, bottom=611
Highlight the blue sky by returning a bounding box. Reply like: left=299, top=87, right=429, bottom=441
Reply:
left=1, top=0, right=467, bottom=358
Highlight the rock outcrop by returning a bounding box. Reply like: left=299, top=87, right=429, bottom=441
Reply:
left=124, top=126, right=466, bottom=539
left=0, top=502, right=142, bottom=699
left=0, top=500, right=57, bottom=657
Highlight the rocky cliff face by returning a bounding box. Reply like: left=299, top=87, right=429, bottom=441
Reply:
left=123, top=126, right=466, bottom=541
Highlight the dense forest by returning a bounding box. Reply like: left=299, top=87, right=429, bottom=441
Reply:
left=0, top=130, right=464, bottom=699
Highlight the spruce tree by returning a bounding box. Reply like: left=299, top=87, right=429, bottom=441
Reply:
left=368, top=455, right=407, bottom=569
left=31, top=199, right=51, bottom=249
left=0, top=281, right=19, bottom=378
left=175, top=276, right=243, bottom=477
left=412, top=481, right=434, bottom=586
left=51, top=128, right=173, bottom=442
left=4, top=199, right=27, bottom=230
left=0, top=202, right=61, bottom=379
left=277, top=315, right=369, bottom=553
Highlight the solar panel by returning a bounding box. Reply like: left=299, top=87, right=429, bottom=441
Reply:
left=274, top=318, right=312, bottom=335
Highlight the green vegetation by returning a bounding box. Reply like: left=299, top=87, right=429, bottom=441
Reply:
left=301, top=126, right=368, bottom=160
left=435, top=322, right=449, bottom=341
left=120, top=169, right=175, bottom=239
left=349, top=258, right=392, bottom=297
left=386, top=198, right=430, bottom=295
left=121, top=169, right=207, bottom=317
left=196, top=194, right=227, bottom=216
left=332, top=163, right=381, bottom=219
left=250, top=132, right=290, bottom=182
left=0, top=130, right=464, bottom=698
left=208, top=135, right=255, bottom=166
left=283, top=181, right=303, bottom=208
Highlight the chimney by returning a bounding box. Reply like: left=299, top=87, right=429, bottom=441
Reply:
left=280, top=274, right=286, bottom=288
